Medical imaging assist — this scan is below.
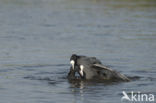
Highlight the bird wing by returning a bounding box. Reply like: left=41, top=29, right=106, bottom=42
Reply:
left=93, top=64, right=113, bottom=71
left=92, top=64, right=130, bottom=81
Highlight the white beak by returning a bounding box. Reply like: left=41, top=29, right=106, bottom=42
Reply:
left=80, top=65, right=84, bottom=76
left=70, top=60, right=75, bottom=70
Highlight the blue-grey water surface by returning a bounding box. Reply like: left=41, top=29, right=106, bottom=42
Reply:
left=0, top=0, right=156, bottom=103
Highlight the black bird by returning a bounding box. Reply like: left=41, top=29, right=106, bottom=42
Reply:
left=69, top=54, right=130, bottom=82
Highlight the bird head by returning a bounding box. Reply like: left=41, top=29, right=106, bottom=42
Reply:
left=70, top=54, right=78, bottom=70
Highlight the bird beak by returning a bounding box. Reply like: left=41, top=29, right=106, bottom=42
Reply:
left=70, top=60, right=75, bottom=70
left=80, top=65, right=84, bottom=76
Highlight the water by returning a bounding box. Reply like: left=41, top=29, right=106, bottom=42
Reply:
left=0, top=0, right=156, bottom=103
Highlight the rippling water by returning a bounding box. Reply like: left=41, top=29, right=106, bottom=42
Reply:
left=0, top=0, right=156, bottom=103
